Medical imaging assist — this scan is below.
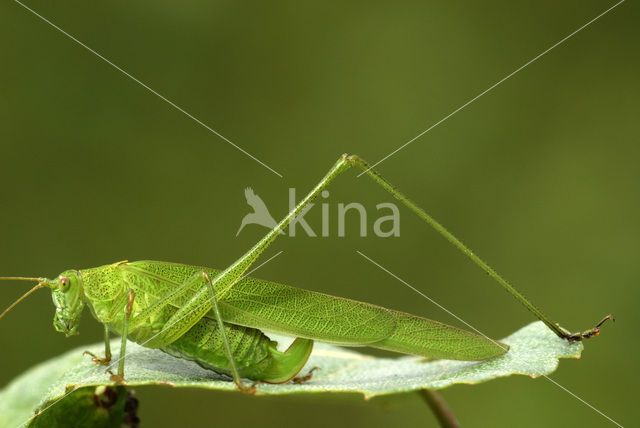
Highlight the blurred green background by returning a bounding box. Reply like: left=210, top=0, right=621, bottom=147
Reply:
left=1, top=1, right=637, bottom=427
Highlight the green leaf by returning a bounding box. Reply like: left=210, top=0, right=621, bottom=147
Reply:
left=28, top=385, right=137, bottom=428
left=0, top=321, right=582, bottom=427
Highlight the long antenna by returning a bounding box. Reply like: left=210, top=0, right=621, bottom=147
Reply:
left=0, top=277, right=47, bottom=320
left=0, top=276, right=44, bottom=282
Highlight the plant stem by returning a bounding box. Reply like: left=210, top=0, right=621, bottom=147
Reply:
left=419, top=389, right=460, bottom=428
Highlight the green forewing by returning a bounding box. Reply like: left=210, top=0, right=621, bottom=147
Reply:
left=121, top=261, right=507, bottom=360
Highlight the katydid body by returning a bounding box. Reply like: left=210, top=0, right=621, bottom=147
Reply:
left=49, top=260, right=508, bottom=384
left=1, top=154, right=611, bottom=392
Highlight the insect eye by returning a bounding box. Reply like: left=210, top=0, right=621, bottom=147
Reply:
left=59, top=277, right=71, bottom=291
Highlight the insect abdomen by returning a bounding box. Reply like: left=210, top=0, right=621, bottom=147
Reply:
left=161, top=317, right=314, bottom=383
